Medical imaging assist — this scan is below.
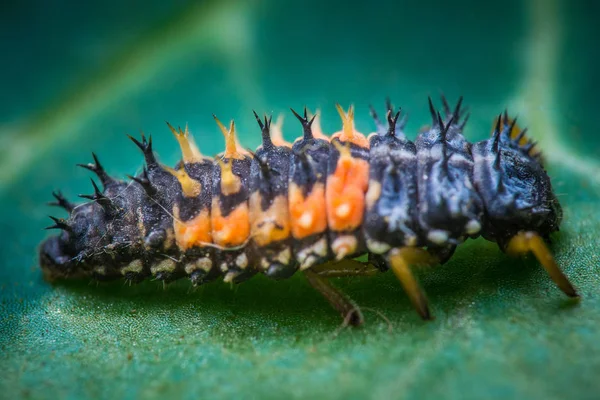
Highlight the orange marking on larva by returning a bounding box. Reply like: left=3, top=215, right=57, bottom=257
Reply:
left=326, top=144, right=369, bottom=231
left=332, top=104, right=369, bottom=148
left=173, top=206, right=212, bottom=251
left=211, top=201, right=250, bottom=247
left=289, top=182, right=327, bottom=239
left=271, top=114, right=292, bottom=147
left=249, top=193, right=291, bottom=247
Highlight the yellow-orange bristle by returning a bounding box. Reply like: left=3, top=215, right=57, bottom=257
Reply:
left=333, top=104, right=368, bottom=148
left=164, top=165, right=202, bottom=197
left=335, top=104, right=355, bottom=140
left=214, top=115, right=243, bottom=159
left=167, top=122, right=202, bottom=163
left=216, top=157, right=242, bottom=195
left=331, top=137, right=352, bottom=159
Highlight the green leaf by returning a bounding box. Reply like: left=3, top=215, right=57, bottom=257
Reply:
left=2, top=1, right=599, bottom=399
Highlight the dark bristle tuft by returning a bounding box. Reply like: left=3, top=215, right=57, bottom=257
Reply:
left=509, top=116, right=518, bottom=134
left=428, top=97, right=438, bottom=125
left=369, top=104, right=384, bottom=133
left=459, top=113, right=470, bottom=130
left=77, top=153, right=117, bottom=188
left=514, top=128, right=528, bottom=144
left=491, top=113, right=502, bottom=153
left=128, top=133, right=157, bottom=168
left=78, top=178, right=118, bottom=214
left=127, top=167, right=155, bottom=195
left=290, top=107, right=315, bottom=140
left=386, top=110, right=401, bottom=137
left=46, top=215, right=72, bottom=232
left=253, top=110, right=274, bottom=150
left=436, top=111, right=445, bottom=134
left=48, top=191, right=74, bottom=212
left=385, top=97, right=394, bottom=113
left=452, top=96, right=464, bottom=122
left=440, top=94, right=451, bottom=116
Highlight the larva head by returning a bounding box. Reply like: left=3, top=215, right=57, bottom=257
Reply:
left=40, top=134, right=186, bottom=281
left=41, top=153, right=122, bottom=279
left=39, top=223, right=76, bottom=280
left=39, top=200, right=109, bottom=280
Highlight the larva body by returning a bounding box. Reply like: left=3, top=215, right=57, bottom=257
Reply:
left=40, top=96, right=577, bottom=325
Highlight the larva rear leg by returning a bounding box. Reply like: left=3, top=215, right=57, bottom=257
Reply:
left=304, top=269, right=364, bottom=327
left=505, top=231, right=578, bottom=297
left=387, top=247, right=439, bottom=320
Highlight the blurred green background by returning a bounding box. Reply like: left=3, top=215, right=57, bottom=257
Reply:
left=1, top=0, right=600, bottom=399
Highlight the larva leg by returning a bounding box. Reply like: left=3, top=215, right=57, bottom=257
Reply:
left=311, top=258, right=380, bottom=278
left=387, top=247, right=439, bottom=320
left=304, top=269, right=364, bottom=326
left=505, top=231, right=578, bottom=297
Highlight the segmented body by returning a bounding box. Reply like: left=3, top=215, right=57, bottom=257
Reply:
left=40, top=96, right=577, bottom=323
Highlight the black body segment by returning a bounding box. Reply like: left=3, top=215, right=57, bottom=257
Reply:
left=415, top=98, right=484, bottom=249
left=288, top=108, right=332, bottom=270
left=325, top=105, right=371, bottom=260
left=365, top=108, right=420, bottom=254
left=248, top=112, right=298, bottom=279
left=174, top=159, right=216, bottom=284
left=211, top=156, right=254, bottom=283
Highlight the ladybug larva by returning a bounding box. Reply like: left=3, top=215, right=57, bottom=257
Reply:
left=40, top=96, right=578, bottom=326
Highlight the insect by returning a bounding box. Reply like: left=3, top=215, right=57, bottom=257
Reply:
left=39, top=96, right=578, bottom=326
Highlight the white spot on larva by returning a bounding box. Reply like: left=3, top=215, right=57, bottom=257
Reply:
left=298, top=212, right=314, bottom=229
left=298, top=238, right=328, bottom=270
left=465, top=220, right=481, bottom=235
left=332, top=235, right=357, bottom=260
left=184, top=257, right=213, bottom=275
left=405, top=235, right=418, bottom=247
left=223, top=271, right=237, bottom=283
left=220, top=262, right=228, bottom=272
left=366, top=238, right=390, bottom=254
left=94, top=265, right=107, bottom=276
left=235, top=252, right=248, bottom=269
left=275, top=248, right=291, bottom=265
left=197, top=257, right=213, bottom=272
left=299, top=255, right=316, bottom=271
left=184, top=263, right=196, bottom=275
left=260, top=257, right=270, bottom=270
left=121, top=259, right=143, bottom=275
left=151, top=259, right=176, bottom=274
left=313, top=238, right=328, bottom=256
left=335, top=203, right=351, bottom=219
left=428, top=230, right=449, bottom=245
